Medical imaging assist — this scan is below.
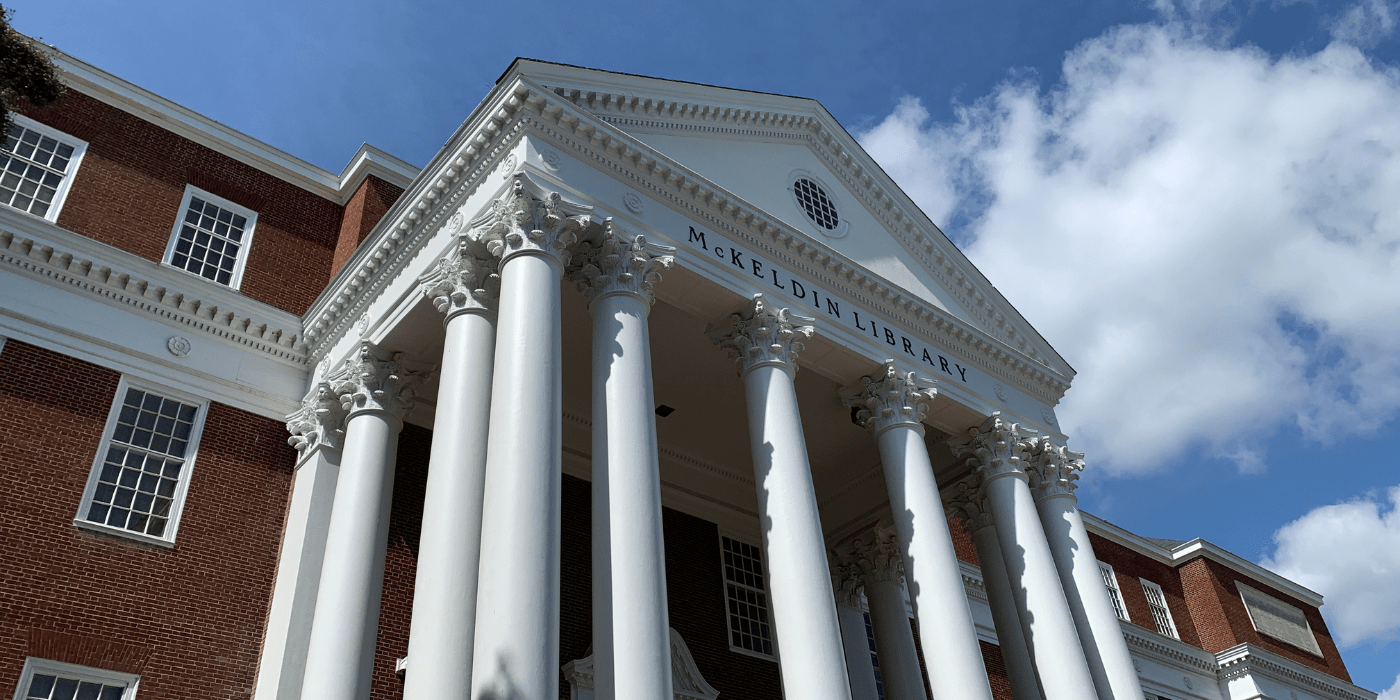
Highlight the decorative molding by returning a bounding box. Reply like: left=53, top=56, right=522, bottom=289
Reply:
left=959, top=560, right=990, bottom=604
left=950, top=412, right=1038, bottom=484
left=710, top=293, right=814, bottom=377
left=0, top=219, right=307, bottom=367
left=327, top=342, right=427, bottom=419
left=944, top=473, right=995, bottom=534
left=417, top=233, right=499, bottom=320
left=568, top=219, right=674, bottom=308
left=842, top=359, right=936, bottom=437
left=471, top=173, right=593, bottom=268
left=561, top=627, right=722, bottom=700
left=850, top=526, right=904, bottom=585
left=299, top=74, right=1073, bottom=406
left=1214, top=645, right=1378, bottom=700
left=829, top=554, right=864, bottom=608
left=166, top=336, right=191, bottom=357
left=1025, top=436, right=1083, bottom=502
left=285, top=381, right=346, bottom=456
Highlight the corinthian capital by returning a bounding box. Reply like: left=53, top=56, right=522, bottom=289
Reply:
left=1025, top=437, right=1084, bottom=502
left=950, top=412, right=1039, bottom=484
left=709, top=294, right=815, bottom=377
left=418, top=237, right=500, bottom=320
left=944, top=474, right=996, bottom=535
left=568, top=219, right=675, bottom=308
left=327, top=342, right=427, bottom=419
left=285, top=381, right=347, bottom=457
left=851, top=527, right=904, bottom=585
left=843, top=360, right=937, bottom=437
left=470, top=174, right=592, bottom=267
left=829, top=553, right=865, bottom=608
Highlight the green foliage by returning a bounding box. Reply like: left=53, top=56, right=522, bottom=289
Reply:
left=0, top=4, right=66, bottom=135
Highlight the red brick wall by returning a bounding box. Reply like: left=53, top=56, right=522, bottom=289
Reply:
left=951, top=516, right=979, bottom=565
left=20, top=92, right=344, bottom=315
left=1089, top=533, right=1202, bottom=647
left=0, top=340, right=296, bottom=698
left=331, top=176, right=403, bottom=278
left=367, top=423, right=432, bottom=700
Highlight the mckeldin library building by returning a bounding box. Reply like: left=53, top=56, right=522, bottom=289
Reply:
left=0, top=44, right=1381, bottom=700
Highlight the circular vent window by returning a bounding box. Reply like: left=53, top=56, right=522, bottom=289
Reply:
left=793, top=178, right=840, bottom=231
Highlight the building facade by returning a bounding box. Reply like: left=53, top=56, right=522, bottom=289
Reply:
left=0, top=47, right=1379, bottom=700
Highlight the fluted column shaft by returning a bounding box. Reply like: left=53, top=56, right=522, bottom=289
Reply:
left=574, top=228, right=675, bottom=700
left=957, top=413, right=1098, bottom=700
left=852, top=530, right=925, bottom=700
left=300, top=345, right=421, bottom=700
left=948, top=480, right=1043, bottom=700
left=713, top=295, right=852, bottom=700
left=471, top=177, right=589, bottom=700
left=1029, top=441, right=1146, bottom=700
left=846, top=362, right=994, bottom=700
left=402, top=247, right=499, bottom=700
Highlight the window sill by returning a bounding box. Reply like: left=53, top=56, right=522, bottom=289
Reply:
left=73, top=518, right=176, bottom=549
left=726, top=644, right=778, bottom=663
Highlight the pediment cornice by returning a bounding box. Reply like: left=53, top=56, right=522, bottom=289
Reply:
left=541, top=82, right=1067, bottom=377
left=304, top=74, right=1072, bottom=402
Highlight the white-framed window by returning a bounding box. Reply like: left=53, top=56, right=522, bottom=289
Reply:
left=1, top=114, right=88, bottom=222
left=1099, top=561, right=1131, bottom=622
left=863, top=611, right=885, bottom=700
left=719, top=534, right=776, bottom=659
left=12, top=657, right=139, bottom=700
left=162, top=185, right=257, bottom=289
left=1140, top=579, right=1179, bottom=639
left=75, top=376, right=208, bottom=546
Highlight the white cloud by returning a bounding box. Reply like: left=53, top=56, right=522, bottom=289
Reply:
left=1331, top=0, right=1399, bottom=47
left=1379, top=672, right=1400, bottom=700
left=1261, top=487, right=1400, bottom=647
left=859, top=24, right=1400, bottom=473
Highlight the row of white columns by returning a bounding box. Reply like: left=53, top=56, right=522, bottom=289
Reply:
left=277, top=176, right=1144, bottom=700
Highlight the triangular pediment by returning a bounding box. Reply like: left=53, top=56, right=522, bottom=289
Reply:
left=504, top=59, right=1069, bottom=376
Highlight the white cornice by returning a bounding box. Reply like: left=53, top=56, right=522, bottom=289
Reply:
left=42, top=46, right=417, bottom=204
left=0, top=209, right=307, bottom=366
left=302, top=73, right=1073, bottom=404
left=1216, top=644, right=1378, bottom=700
left=1083, top=512, right=1324, bottom=607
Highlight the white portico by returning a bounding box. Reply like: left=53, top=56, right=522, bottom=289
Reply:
left=256, top=59, right=1144, bottom=700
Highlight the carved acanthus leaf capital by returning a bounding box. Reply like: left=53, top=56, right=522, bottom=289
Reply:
left=567, top=219, right=675, bottom=308
left=285, top=381, right=347, bottom=456
left=709, top=294, right=815, bottom=376
left=327, top=342, right=428, bottom=419
left=851, top=527, right=904, bottom=585
left=1025, top=437, right=1084, bottom=502
left=843, top=360, right=937, bottom=436
left=470, top=174, right=592, bottom=267
left=944, top=474, right=996, bottom=534
left=829, top=552, right=865, bottom=608
left=418, top=236, right=500, bottom=319
left=950, top=412, right=1039, bottom=484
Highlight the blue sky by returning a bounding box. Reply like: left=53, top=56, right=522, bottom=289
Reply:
left=11, top=0, right=1399, bottom=693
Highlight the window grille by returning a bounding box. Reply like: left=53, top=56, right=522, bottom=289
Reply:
left=864, top=611, right=885, bottom=700
left=1140, top=579, right=1179, bottom=639
left=164, top=186, right=256, bottom=288
left=79, top=378, right=206, bottom=543
left=0, top=116, right=87, bottom=221
left=720, top=536, right=774, bottom=657
left=1099, top=561, right=1130, bottom=622
left=16, top=658, right=137, bottom=700
left=793, top=178, right=840, bottom=230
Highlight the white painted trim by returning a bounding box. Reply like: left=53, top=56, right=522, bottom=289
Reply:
left=74, top=375, right=210, bottom=546
left=1140, top=578, right=1179, bottom=639
left=3, top=113, right=89, bottom=223
left=12, top=657, right=141, bottom=700
left=715, top=530, right=780, bottom=662
left=42, top=46, right=416, bottom=204
left=161, top=185, right=259, bottom=290
left=1100, top=560, right=1132, bottom=623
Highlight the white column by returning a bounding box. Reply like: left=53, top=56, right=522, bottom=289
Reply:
left=470, top=176, right=591, bottom=700
left=851, top=528, right=925, bottom=700
left=1027, top=439, right=1147, bottom=700
left=300, top=344, right=423, bottom=700
left=947, top=477, right=1044, bottom=700
left=711, top=294, right=852, bottom=700
left=832, top=558, right=881, bottom=700
left=401, top=242, right=500, bottom=700
left=571, top=223, right=676, bottom=700
left=953, top=413, right=1098, bottom=700
left=256, top=385, right=345, bottom=700
left=845, top=361, right=995, bottom=700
